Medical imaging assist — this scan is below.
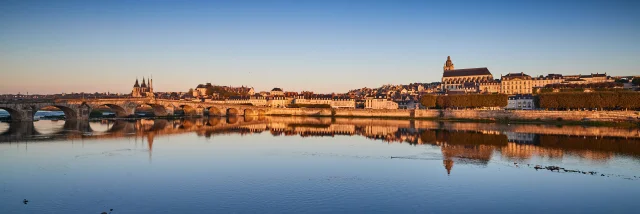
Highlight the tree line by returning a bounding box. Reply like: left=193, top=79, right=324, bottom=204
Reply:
left=420, top=94, right=508, bottom=109
left=543, top=82, right=622, bottom=89
left=538, top=91, right=640, bottom=110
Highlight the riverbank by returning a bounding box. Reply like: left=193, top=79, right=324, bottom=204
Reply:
left=262, top=108, right=640, bottom=127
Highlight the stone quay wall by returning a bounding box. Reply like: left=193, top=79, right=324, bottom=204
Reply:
left=438, top=110, right=640, bottom=122
left=266, top=108, right=640, bottom=122
left=267, top=108, right=332, bottom=117
left=333, top=109, right=413, bottom=118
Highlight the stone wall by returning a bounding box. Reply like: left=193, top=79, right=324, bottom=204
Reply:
left=266, top=108, right=332, bottom=116
left=441, top=110, right=640, bottom=122
left=333, top=109, right=412, bottom=118
left=414, top=109, right=441, bottom=118
left=267, top=108, right=640, bottom=122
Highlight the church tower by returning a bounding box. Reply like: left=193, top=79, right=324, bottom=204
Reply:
left=443, top=56, right=455, bottom=71
left=141, top=77, right=147, bottom=89
left=132, top=78, right=142, bottom=97
left=147, top=76, right=154, bottom=97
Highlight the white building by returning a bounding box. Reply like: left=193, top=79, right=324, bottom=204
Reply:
left=270, top=88, right=284, bottom=96
left=506, top=95, right=534, bottom=110
left=294, top=95, right=355, bottom=108
left=397, top=100, right=422, bottom=109
left=365, top=95, right=399, bottom=110
left=267, top=96, right=290, bottom=108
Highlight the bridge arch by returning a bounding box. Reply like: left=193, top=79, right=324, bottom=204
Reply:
left=0, top=107, right=24, bottom=121
left=180, top=105, right=202, bottom=117
left=36, top=105, right=78, bottom=120
left=0, top=122, right=9, bottom=134
left=244, top=109, right=256, bottom=116
left=148, top=104, right=169, bottom=116
left=153, top=104, right=169, bottom=116
left=207, top=106, right=223, bottom=116
left=133, top=103, right=168, bottom=117
left=227, top=108, right=239, bottom=116
left=258, top=109, right=266, bottom=116
left=206, top=117, right=221, bottom=126
left=226, top=116, right=239, bottom=124
left=93, top=104, right=129, bottom=117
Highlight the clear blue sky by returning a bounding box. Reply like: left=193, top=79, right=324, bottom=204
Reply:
left=1, top=0, right=639, bottom=94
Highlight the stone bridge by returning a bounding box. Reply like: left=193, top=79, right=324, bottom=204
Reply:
left=0, top=98, right=270, bottom=121
left=0, top=116, right=270, bottom=142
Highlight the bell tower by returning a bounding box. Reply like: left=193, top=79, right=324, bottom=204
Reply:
left=443, top=56, right=454, bottom=71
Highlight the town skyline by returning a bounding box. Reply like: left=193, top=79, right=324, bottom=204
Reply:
left=1, top=55, right=637, bottom=95
left=2, top=0, right=639, bottom=94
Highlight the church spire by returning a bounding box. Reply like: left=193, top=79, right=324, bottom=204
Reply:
left=444, top=56, right=455, bottom=71
left=134, top=78, right=140, bottom=87
left=444, top=159, right=454, bottom=175
left=141, top=77, right=147, bottom=88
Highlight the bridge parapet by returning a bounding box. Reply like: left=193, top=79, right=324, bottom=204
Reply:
left=1, top=98, right=271, bottom=121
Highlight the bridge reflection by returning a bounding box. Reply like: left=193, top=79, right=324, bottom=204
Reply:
left=2, top=117, right=640, bottom=175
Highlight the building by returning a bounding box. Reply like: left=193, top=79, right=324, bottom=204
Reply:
left=293, top=95, right=332, bottom=105
left=441, top=56, right=496, bottom=93
left=267, top=96, right=290, bottom=108
left=501, top=72, right=533, bottom=95
left=331, top=98, right=356, bottom=108
left=397, top=100, right=422, bottom=109
left=564, top=73, right=612, bottom=84
left=225, top=86, right=254, bottom=95
left=532, top=74, right=564, bottom=88
left=365, top=95, right=399, bottom=109
left=506, top=94, right=535, bottom=110
left=479, top=82, right=501, bottom=94
left=131, top=77, right=154, bottom=98
left=294, top=94, right=356, bottom=108
left=194, top=83, right=212, bottom=97
left=284, top=91, right=299, bottom=97
left=192, top=84, right=254, bottom=98
left=270, top=88, right=284, bottom=96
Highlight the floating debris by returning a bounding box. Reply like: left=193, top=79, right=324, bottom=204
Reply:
left=514, top=162, right=638, bottom=181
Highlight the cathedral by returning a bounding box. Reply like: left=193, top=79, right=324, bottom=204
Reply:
left=441, top=56, right=498, bottom=93
left=131, top=77, right=154, bottom=98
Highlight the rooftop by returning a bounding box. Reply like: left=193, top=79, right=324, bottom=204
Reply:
left=443, top=67, right=492, bottom=78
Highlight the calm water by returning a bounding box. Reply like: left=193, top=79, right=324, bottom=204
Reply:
left=1, top=116, right=639, bottom=213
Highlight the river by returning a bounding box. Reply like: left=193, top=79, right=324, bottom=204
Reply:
left=1, top=116, right=639, bottom=213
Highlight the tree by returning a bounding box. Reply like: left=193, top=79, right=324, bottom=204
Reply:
left=633, top=78, right=640, bottom=86
left=419, top=95, right=436, bottom=108
left=205, top=87, right=215, bottom=96
left=434, top=94, right=507, bottom=109
left=539, top=91, right=640, bottom=110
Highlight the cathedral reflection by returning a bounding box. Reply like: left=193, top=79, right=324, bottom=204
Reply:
left=2, top=117, right=640, bottom=175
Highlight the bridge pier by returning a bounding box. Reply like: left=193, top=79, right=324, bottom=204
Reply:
left=62, top=120, right=93, bottom=132
left=0, top=104, right=36, bottom=121
left=77, top=104, right=91, bottom=120
left=192, top=107, right=205, bottom=117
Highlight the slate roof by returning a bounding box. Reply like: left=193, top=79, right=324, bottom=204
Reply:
left=503, top=73, right=531, bottom=78
left=443, top=67, right=492, bottom=77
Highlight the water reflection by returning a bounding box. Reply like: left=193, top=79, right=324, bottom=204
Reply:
left=1, top=116, right=639, bottom=213
left=3, top=117, right=640, bottom=167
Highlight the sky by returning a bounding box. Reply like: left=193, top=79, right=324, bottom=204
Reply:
left=1, top=0, right=639, bottom=94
